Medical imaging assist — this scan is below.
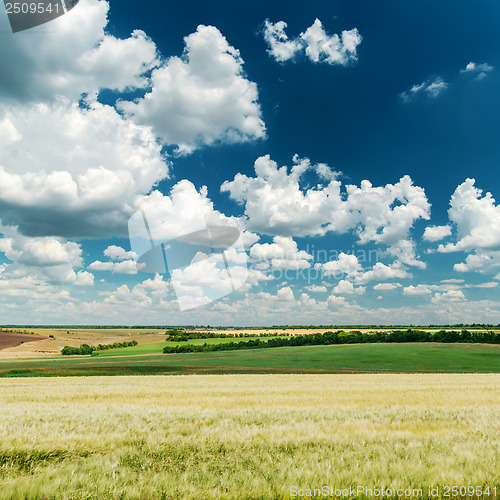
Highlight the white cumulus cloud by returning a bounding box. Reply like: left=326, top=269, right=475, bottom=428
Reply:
left=0, top=0, right=158, bottom=103
left=0, top=226, right=93, bottom=286
left=403, top=284, right=432, bottom=296
left=0, top=99, right=167, bottom=238
left=423, top=225, right=452, bottom=242
left=277, top=286, right=294, bottom=301
left=88, top=260, right=139, bottom=275
left=132, top=179, right=256, bottom=248
left=431, top=290, right=466, bottom=304
left=222, top=155, right=430, bottom=247
left=316, top=252, right=361, bottom=278
left=119, top=25, right=266, bottom=154
left=355, top=262, right=410, bottom=285
left=104, top=245, right=137, bottom=261
left=454, top=251, right=500, bottom=274
left=438, top=179, right=500, bottom=253
left=263, top=18, right=362, bottom=65
left=250, top=236, right=312, bottom=270
left=331, top=279, right=365, bottom=295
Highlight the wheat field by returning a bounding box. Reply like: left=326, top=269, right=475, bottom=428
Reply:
left=0, top=374, right=499, bottom=499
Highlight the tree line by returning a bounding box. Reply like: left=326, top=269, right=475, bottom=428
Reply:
left=253, top=324, right=500, bottom=330
left=163, top=329, right=500, bottom=354
left=61, top=340, right=138, bottom=356
left=0, top=328, right=37, bottom=335
left=165, top=330, right=288, bottom=342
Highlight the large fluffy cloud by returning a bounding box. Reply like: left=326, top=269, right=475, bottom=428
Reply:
left=131, top=179, right=257, bottom=247
left=454, top=252, right=500, bottom=275
left=103, top=245, right=137, bottom=261
left=0, top=1, right=268, bottom=246
left=316, top=252, right=361, bottom=278
left=427, top=179, right=500, bottom=275
left=0, top=226, right=93, bottom=286
left=221, top=154, right=430, bottom=245
left=355, top=262, right=410, bottom=285
left=431, top=290, right=466, bottom=304
left=439, top=179, right=500, bottom=253
left=0, top=1, right=169, bottom=239
left=386, top=239, right=426, bottom=269
left=119, top=25, right=266, bottom=154
left=250, top=236, right=312, bottom=270
left=128, top=179, right=254, bottom=309
left=0, top=99, right=167, bottom=238
left=89, top=245, right=140, bottom=274
left=0, top=0, right=158, bottom=103
left=423, top=225, right=452, bottom=242
left=263, top=19, right=362, bottom=65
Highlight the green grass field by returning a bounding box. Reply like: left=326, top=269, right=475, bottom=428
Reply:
left=0, top=342, right=498, bottom=377
left=95, top=336, right=289, bottom=357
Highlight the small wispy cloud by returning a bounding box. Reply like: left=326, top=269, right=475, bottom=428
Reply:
left=400, top=77, right=448, bottom=103
left=464, top=282, right=498, bottom=289
left=460, top=61, right=494, bottom=81
left=401, top=61, right=493, bottom=103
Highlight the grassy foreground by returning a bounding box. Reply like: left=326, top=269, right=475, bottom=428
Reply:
left=0, top=374, right=499, bottom=499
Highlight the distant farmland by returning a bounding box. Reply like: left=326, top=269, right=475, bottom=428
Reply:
left=0, top=342, right=498, bottom=377
left=0, top=331, right=47, bottom=350
left=0, top=327, right=498, bottom=377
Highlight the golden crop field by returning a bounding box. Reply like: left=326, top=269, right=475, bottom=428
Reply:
left=0, top=374, right=499, bottom=499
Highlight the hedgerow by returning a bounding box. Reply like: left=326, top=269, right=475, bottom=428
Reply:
left=163, top=329, right=500, bottom=354
left=61, top=340, right=138, bottom=356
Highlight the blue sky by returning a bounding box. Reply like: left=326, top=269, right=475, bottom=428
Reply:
left=0, top=0, right=500, bottom=325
